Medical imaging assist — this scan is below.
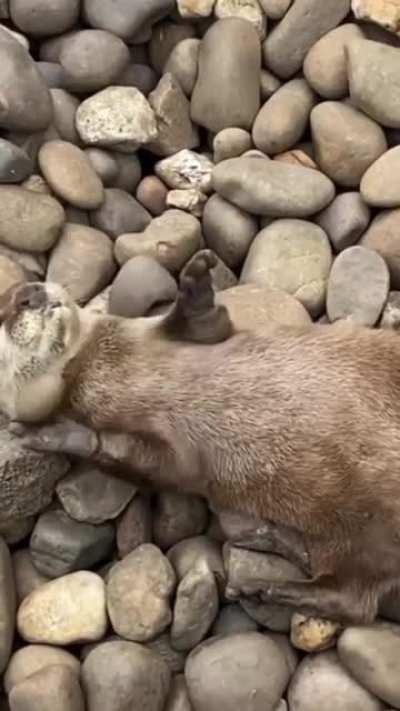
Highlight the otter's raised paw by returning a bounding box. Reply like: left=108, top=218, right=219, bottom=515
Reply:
left=9, top=419, right=98, bottom=458
left=178, top=249, right=217, bottom=313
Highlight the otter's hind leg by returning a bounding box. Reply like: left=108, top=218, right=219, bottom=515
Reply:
left=161, top=249, right=234, bottom=344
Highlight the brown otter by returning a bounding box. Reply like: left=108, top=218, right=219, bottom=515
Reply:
left=3, top=252, right=400, bottom=624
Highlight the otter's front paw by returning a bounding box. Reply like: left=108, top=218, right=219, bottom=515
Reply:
left=9, top=419, right=98, bottom=458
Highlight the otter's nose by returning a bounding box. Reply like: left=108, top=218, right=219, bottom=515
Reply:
left=15, top=283, right=47, bottom=310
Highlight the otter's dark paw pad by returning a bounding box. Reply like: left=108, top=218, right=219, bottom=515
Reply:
left=179, top=249, right=217, bottom=292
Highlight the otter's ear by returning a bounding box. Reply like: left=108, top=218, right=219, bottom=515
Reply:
left=0, top=281, right=23, bottom=324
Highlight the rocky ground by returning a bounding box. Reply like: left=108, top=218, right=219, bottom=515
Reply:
left=1, top=0, right=400, bottom=709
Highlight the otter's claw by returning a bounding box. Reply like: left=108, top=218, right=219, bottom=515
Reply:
left=9, top=419, right=98, bottom=458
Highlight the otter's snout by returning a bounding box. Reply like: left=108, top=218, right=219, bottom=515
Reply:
left=14, top=283, right=47, bottom=311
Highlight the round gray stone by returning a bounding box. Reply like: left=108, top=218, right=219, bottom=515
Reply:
left=109, top=256, right=177, bottom=318
left=241, top=219, right=333, bottom=317
left=212, top=157, right=335, bottom=217
left=327, top=245, right=390, bottom=325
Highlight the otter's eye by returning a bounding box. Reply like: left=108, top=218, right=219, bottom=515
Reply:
left=20, top=299, right=31, bottom=308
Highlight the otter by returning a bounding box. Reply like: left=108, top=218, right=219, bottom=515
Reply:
left=3, top=251, right=400, bottom=624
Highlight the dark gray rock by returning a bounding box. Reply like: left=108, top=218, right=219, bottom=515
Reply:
left=0, top=425, right=69, bottom=522
left=56, top=463, right=136, bottom=524
left=0, top=138, right=32, bottom=183
left=109, top=256, right=177, bottom=318
left=30, top=509, right=115, bottom=578
left=90, top=188, right=152, bottom=239
left=191, top=18, right=261, bottom=133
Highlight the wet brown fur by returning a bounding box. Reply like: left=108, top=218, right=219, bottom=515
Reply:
left=55, top=317, right=400, bottom=623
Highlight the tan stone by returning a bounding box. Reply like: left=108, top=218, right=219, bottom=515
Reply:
left=39, top=140, right=104, bottom=209
left=291, top=613, right=340, bottom=652
left=352, top=0, right=400, bottom=36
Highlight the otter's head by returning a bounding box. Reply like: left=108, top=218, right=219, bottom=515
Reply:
left=0, top=281, right=81, bottom=368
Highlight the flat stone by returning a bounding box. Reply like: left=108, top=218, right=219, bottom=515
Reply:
left=116, top=494, right=152, bottom=558
left=12, top=549, right=50, bottom=604
left=39, top=140, right=104, bottom=209
left=84, top=148, right=118, bottom=186
left=260, top=69, right=282, bottom=101
left=0, top=138, right=32, bottom=183
left=59, top=29, right=129, bottom=93
left=348, top=39, right=400, bottom=128
left=361, top=146, right=400, bottom=207
left=241, top=219, right=332, bottom=317
left=203, top=194, right=258, bottom=268
left=50, top=89, right=80, bottom=145
left=361, top=209, right=400, bottom=288
left=217, top=283, right=312, bottom=333
left=8, top=665, right=85, bottom=711
left=147, top=73, right=199, bottom=157
left=110, top=256, right=177, bottom=318
left=4, top=644, right=79, bottom=694
left=113, top=153, right=142, bottom=193
left=311, top=101, right=387, bottom=187
left=47, top=223, right=115, bottom=304
left=155, top=150, right=214, bottom=192
left=215, top=0, right=267, bottom=38
left=115, top=209, right=201, bottom=272
left=0, top=186, right=65, bottom=252
left=82, top=640, right=171, bottom=711
left=56, top=464, right=136, bottom=524
left=136, top=175, right=168, bottom=216
left=107, top=543, right=176, bottom=642
left=167, top=536, right=226, bottom=592
left=83, top=0, right=174, bottom=40
left=211, top=603, right=258, bottom=636
left=76, top=86, right=158, bottom=152
left=253, top=79, right=315, bottom=156
left=9, top=0, right=79, bottom=36
left=338, top=624, right=400, bottom=708
left=0, top=538, right=15, bottom=675
left=153, top=492, right=208, bottom=551
left=224, top=545, right=304, bottom=632
left=0, top=26, right=52, bottom=132
left=185, top=632, right=291, bottom=711
left=352, top=0, right=400, bottom=37
left=0, top=427, right=69, bottom=522
left=288, top=650, right=385, bottom=711
left=17, top=571, right=107, bottom=645
left=316, top=192, right=371, bottom=252
left=164, top=38, right=200, bottom=97
left=90, top=188, right=151, bottom=239
left=262, top=0, right=351, bottom=79
left=191, top=18, right=261, bottom=132
left=212, top=157, right=335, bottom=217
left=171, top=561, right=218, bottom=652
left=304, top=24, right=365, bottom=99
left=327, top=245, right=389, bottom=325
left=30, top=509, right=115, bottom=578
left=213, top=128, right=252, bottom=164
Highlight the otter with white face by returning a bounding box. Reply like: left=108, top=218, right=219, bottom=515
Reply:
left=0, top=281, right=91, bottom=422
